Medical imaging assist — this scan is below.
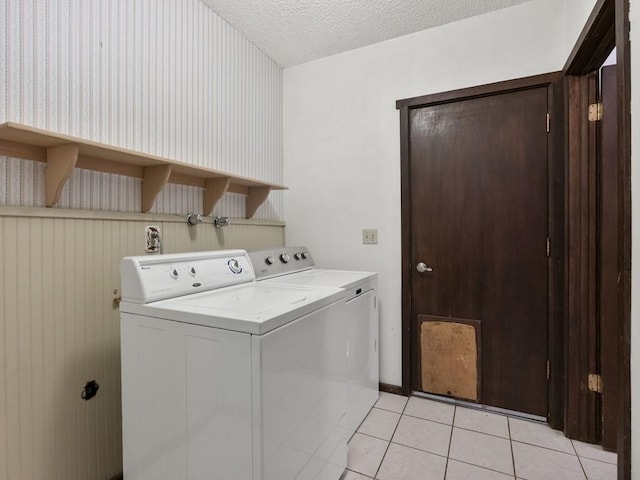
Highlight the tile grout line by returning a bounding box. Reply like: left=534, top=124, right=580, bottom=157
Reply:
left=579, top=454, right=618, bottom=466
left=570, top=439, right=619, bottom=466
left=401, top=411, right=467, bottom=428
left=511, top=438, right=590, bottom=457
left=443, top=422, right=511, bottom=441
left=403, top=401, right=519, bottom=438
left=449, top=458, right=525, bottom=478
left=393, top=397, right=516, bottom=478
left=508, top=416, right=517, bottom=479
left=363, top=395, right=615, bottom=480
left=442, top=405, right=457, bottom=480
left=378, top=436, right=450, bottom=460
left=370, top=396, right=410, bottom=479
left=570, top=438, right=590, bottom=479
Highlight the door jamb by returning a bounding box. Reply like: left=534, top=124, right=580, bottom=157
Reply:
left=396, top=72, right=565, bottom=430
left=563, top=0, right=631, bottom=477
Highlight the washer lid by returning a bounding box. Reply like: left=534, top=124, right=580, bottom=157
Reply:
left=121, top=283, right=344, bottom=335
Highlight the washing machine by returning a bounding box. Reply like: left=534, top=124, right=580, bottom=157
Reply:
left=119, top=249, right=348, bottom=480
left=248, top=247, right=379, bottom=436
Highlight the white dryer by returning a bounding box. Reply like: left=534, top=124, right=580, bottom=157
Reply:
left=249, top=247, right=379, bottom=436
left=120, top=250, right=348, bottom=480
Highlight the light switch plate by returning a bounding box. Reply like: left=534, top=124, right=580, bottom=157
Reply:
left=362, top=229, right=378, bottom=245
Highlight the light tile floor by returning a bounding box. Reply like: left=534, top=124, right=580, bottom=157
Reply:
left=346, top=393, right=617, bottom=480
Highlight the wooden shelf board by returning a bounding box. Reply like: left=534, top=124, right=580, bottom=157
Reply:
left=0, top=122, right=286, bottom=216
left=0, top=122, right=287, bottom=190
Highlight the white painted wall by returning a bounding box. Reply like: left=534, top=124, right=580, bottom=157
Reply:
left=565, top=0, right=599, bottom=53
left=284, top=0, right=582, bottom=387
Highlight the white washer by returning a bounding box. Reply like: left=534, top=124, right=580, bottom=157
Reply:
left=120, top=249, right=348, bottom=480
left=249, top=247, right=379, bottom=436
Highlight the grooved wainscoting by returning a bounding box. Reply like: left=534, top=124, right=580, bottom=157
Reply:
left=0, top=207, right=285, bottom=480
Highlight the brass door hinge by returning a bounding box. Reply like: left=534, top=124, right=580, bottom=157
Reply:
left=546, top=360, right=550, bottom=380
left=546, top=113, right=550, bottom=132
left=588, top=103, right=603, bottom=121
left=546, top=238, right=550, bottom=257
left=588, top=373, right=603, bottom=393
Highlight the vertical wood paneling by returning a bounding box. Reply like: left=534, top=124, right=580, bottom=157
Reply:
left=0, top=0, right=284, bottom=220
left=2, top=217, right=19, bottom=480
left=0, top=211, right=284, bottom=480
left=0, top=217, right=6, bottom=480
left=27, top=218, right=43, bottom=478
left=40, top=217, right=56, bottom=477
left=16, top=217, right=31, bottom=478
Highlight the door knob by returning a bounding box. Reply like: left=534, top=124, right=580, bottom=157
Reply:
left=416, top=262, right=433, bottom=273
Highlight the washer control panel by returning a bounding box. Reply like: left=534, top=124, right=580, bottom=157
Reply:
left=121, top=250, right=254, bottom=303
left=227, top=258, right=244, bottom=274
left=249, top=246, right=314, bottom=279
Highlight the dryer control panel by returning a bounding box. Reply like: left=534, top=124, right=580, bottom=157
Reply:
left=249, top=246, right=314, bottom=279
left=121, top=250, right=254, bottom=304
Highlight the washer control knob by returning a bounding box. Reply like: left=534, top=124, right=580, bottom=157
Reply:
left=265, top=256, right=275, bottom=265
left=294, top=253, right=302, bottom=260
left=301, top=251, right=309, bottom=259
left=228, top=259, right=243, bottom=274
left=280, top=253, right=290, bottom=263
left=170, top=268, right=179, bottom=279
left=188, top=266, right=197, bottom=276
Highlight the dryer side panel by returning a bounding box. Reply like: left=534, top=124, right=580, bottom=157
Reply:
left=255, top=301, right=348, bottom=480
left=345, top=289, right=379, bottom=433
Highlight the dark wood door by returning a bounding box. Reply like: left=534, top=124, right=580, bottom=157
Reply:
left=598, top=64, right=619, bottom=450
left=409, top=87, right=549, bottom=416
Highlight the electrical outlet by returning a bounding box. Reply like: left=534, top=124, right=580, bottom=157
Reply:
left=145, top=225, right=161, bottom=253
left=362, top=228, right=378, bottom=245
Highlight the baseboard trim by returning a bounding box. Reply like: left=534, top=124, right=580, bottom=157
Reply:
left=379, top=382, right=405, bottom=396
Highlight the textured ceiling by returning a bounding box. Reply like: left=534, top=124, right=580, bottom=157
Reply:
left=200, top=0, right=533, bottom=67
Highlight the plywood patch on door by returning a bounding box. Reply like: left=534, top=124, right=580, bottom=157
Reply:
left=420, top=316, right=480, bottom=401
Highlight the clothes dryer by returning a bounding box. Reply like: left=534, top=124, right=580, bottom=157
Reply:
left=249, top=247, right=379, bottom=435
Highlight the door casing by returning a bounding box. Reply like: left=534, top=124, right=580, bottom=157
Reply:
left=394, top=0, right=632, bottom=476
left=599, top=63, right=620, bottom=451
left=396, top=71, right=566, bottom=428
left=563, top=0, right=631, bottom=476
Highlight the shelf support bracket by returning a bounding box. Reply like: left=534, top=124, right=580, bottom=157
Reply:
left=246, top=186, right=271, bottom=219
left=45, top=144, right=79, bottom=207
left=203, top=177, right=231, bottom=216
left=141, top=164, right=172, bottom=213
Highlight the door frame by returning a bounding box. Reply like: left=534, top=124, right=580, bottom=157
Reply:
left=562, top=0, right=631, bottom=477
left=396, top=71, right=565, bottom=428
